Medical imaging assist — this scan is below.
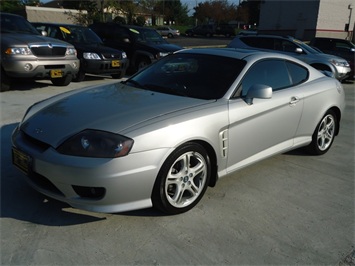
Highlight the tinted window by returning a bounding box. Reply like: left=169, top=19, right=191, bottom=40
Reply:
left=240, top=59, right=292, bottom=96
left=241, top=37, right=274, bottom=49
left=286, top=61, right=308, bottom=85
left=127, top=53, right=246, bottom=100
left=274, top=39, right=298, bottom=53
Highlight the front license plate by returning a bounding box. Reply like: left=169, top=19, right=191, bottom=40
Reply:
left=12, top=148, right=31, bottom=175
left=50, top=69, right=63, bottom=78
left=112, top=60, right=120, bottom=67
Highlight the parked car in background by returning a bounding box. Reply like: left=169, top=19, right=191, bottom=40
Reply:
left=228, top=35, right=351, bottom=81
left=309, top=37, right=354, bottom=80
left=0, top=13, right=79, bottom=91
left=32, top=23, right=129, bottom=81
left=215, top=24, right=236, bottom=37
left=89, top=23, right=182, bottom=72
left=156, top=26, right=180, bottom=38
left=12, top=48, right=345, bottom=214
left=185, top=25, right=215, bottom=37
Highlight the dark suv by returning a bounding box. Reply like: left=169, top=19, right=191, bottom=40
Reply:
left=228, top=35, right=351, bottom=81
left=32, top=23, right=129, bottom=81
left=0, top=13, right=79, bottom=91
left=309, top=37, right=354, bottom=80
left=185, top=25, right=215, bottom=37
left=89, top=23, right=182, bottom=72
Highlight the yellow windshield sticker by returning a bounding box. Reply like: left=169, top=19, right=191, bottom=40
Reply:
left=129, top=28, right=140, bottom=34
left=60, top=27, right=71, bottom=34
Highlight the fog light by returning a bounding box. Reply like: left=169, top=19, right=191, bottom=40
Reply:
left=24, top=63, right=33, bottom=71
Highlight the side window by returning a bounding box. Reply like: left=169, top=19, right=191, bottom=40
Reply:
left=286, top=61, right=309, bottom=85
left=240, top=59, right=292, bottom=96
left=241, top=37, right=274, bottom=49
left=111, top=28, right=130, bottom=42
left=281, top=40, right=298, bottom=53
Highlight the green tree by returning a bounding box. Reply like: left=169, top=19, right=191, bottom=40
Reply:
left=154, top=0, right=189, bottom=25
left=193, top=0, right=238, bottom=25
left=0, top=0, right=40, bottom=13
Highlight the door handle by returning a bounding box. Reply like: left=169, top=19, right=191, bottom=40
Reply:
left=289, top=96, right=300, bottom=106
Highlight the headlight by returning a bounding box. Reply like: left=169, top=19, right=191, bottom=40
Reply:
left=66, top=48, right=77, bottom=56
left=5, top=47, right=32, bottom=55
left=83, top=52, right=101, bottom=60
left=57, top=129, right=134, bottom=158
left=330, top=59, right=350, bottom=67
left=122, top=52, right=127, bottom=59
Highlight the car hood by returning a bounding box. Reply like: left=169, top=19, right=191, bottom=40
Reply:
left=142, top=42, right=182, bottom=52
left=20, top=82, right=210, bottom=147
left=2, top=33, right=71, bottom=47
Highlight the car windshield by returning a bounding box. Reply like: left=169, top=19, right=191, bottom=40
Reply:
left=60, top=26, right=103, bottom=44
left=130, top=28, right=166, bottom=44
left=125, top=53, right=246, bottom=100
left=1, top=14, right=39, bottom=35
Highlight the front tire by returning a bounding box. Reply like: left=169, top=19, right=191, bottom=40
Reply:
left=136, top=57, right=150, bottom=72
left=152, top=143, right=211, bottom=215
left=0, top=68, right=11, bottom=92
left=51, top=74, right=72, bottom=86
left=306, top=110, right=338, bottom=155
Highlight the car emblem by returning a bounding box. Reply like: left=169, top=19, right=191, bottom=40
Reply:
left=47, top=43, right=53, bottom=49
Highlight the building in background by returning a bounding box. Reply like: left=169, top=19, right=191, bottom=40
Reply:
left=258, top=0, right=354, bottom=42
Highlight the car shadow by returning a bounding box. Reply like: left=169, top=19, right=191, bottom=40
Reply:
left=0, top=123, right=165, bottom=225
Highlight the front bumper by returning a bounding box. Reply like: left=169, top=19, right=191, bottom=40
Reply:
left=2, top=58, right=79, bottom=78
left=12, top=127, right=169, bottom=213
left=82, top=58, right=129, bottom=76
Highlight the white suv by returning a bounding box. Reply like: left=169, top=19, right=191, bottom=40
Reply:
left=228, top=35, right=351, bottom=81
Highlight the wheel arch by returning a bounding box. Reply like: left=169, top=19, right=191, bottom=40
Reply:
left=186, top=139, right=219, bottom=188
left=329, top=106, right=342, bottom=136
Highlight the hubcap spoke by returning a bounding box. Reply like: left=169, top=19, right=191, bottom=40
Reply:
left=317, top=115, right=335, bottom=151
left=165, top=150, right=207, bottom=208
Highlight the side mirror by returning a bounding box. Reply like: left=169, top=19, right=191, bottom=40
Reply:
left=295, top=47, right=303, bottom=54
left=244, top=84, right=272, bottom=105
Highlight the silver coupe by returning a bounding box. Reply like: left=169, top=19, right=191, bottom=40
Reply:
left=12, top=48, right=346, bottom=214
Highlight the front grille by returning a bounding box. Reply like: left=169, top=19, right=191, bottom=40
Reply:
left=102, top=53, right=121, bottom=59
left=31, top=45, right=67, bottom=56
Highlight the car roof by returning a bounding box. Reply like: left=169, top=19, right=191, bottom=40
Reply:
left=32, top=22, right=85, bottom=28
left=91, top=22, right=155, bottom=31
left=177, top=47, right=300, bottom=62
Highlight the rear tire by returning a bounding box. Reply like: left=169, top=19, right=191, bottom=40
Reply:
left=152, top=143, right=210, bottom=215
left=306, top=110, right=338, bottom=155
left=73, top=69, right=85, bottom=82
left=51, top=74, right=72, bottom=86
